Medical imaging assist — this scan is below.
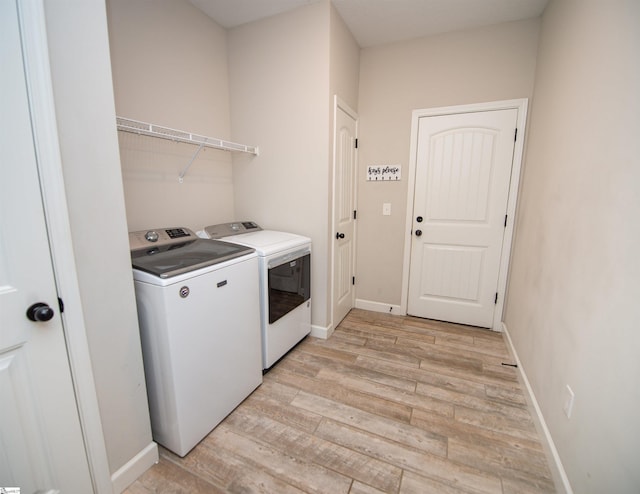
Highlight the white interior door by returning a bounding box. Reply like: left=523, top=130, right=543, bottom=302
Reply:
left=332, top=99, right=358, bottom=328
left=407, top=109, right=517, bottom=328
left=0, top=1, right=93, bottom=491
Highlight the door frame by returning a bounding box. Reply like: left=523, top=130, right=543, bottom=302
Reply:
left=401, top=99, right=528, bottom=331
left=329, top=95, right=358, bottom=336
left=18, top=0, right=111, bottom=490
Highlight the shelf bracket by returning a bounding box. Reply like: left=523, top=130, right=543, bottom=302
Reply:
left=178, top=140, right=206, bottom=183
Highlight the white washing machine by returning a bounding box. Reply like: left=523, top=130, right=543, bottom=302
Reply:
left=199, top=222, right=311, bottom=370
left=129, top=227, right=262, bottom=456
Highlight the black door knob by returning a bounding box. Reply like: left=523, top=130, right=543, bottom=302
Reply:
left=415, top=229, right=422, bottom=237
left=26, top=302, right=55, bottom=322
left=416, top=216, right=423, bottom=223
left=336, top=232, right=345, bottom=239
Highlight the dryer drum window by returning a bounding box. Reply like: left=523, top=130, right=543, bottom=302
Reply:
left=268, top=253, right=310, bottom=324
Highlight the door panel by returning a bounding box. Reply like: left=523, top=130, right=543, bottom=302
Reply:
left=427, top=129, right=495, bottom=222
left=0, top=0, right=93, bottom=490
left=419, top=244, right=484, bottom=301
left=408, top=109, right=517, bottom=327
left=332, top=103, right=357, bottom=327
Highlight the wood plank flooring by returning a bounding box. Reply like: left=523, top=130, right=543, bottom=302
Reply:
left=124, top=309, right=556, bottom=493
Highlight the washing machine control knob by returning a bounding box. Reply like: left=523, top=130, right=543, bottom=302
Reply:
left=145, top=230, right=159, bottom=242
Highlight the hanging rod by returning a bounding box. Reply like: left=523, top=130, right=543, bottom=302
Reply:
left=116, top=116, right=259, bottom=155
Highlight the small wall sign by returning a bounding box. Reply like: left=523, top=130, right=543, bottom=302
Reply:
left=367, top=165, right=401, bottom=181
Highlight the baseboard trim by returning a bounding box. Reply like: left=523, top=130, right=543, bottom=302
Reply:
left=501, top=322, right=573, bottom=494
left=111, top=441, right=159, bottom=493
left=311, top=323, right=332, bottom=340
left=355, top=298, right=405, bottom=316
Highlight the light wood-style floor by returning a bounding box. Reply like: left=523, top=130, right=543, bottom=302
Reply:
left=125, top=309, right=556, bottom=493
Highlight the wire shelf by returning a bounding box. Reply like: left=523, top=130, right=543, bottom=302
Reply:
left=116, top=117, right=259, bottom=155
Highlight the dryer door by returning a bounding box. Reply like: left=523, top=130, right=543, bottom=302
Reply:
left=268, top=251, right=310, bottom=324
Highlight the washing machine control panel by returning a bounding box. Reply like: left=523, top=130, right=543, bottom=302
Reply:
left=204, top=221, right=262, bottom=239
left=144, top=231, right=159, bottom=242
left=129, top=227, right=195, bottom=250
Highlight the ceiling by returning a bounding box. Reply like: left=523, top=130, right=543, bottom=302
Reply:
left=189, top=0, right=549, bottom=48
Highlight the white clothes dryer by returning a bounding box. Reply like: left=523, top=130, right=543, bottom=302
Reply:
left=199, top=222, right=311, bottom=370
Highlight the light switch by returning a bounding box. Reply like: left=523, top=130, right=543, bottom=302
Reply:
left=383, top=203, right=391, bottom=216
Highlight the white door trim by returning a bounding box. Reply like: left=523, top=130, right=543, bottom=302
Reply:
left=18, top=0, right=112, bottom=490
left=401, top=99, right=528, bottom=331
left=328, top=95, right=358, bottom=337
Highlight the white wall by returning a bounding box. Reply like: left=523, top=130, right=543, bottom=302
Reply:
left=356, top=19, right=540, bottom=307
left=107, top=0, right=235, bottom=231
left=329, top=3, right=360, bottom=112
left=504, top=0, right=640, bottom=492
left=43, top=0, right=153, bottom=477
left=228, top=2, right=333, bottom=330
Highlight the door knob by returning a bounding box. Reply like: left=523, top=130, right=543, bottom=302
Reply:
left=415, top=230, right=422, bottom=237
left=336, top=232, right=345, bottom=239
left=26, top=302, right=55, bottom=322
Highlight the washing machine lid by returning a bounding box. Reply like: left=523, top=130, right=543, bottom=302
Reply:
left=130, top=227, right=254, bottom=278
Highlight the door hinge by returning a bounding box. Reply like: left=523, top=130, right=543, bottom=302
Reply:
left=495, top=292, right=499, bottom=304
left=352, top=276, right=355, bottom=285
left=504, top=214, right=508, bottom=227
left=354, top=138, right=358, bottom=149
left=514, top=128, right=518, bottom=141
left=58, top=297, right=65, bottom=313
left=353, top=210, right=357, bottom=220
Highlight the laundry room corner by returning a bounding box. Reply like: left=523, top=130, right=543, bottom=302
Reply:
left=107, top=0, right=237, bottom=232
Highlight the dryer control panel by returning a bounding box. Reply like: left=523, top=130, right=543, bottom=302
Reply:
left=204, top=221, right=262, bottom=239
